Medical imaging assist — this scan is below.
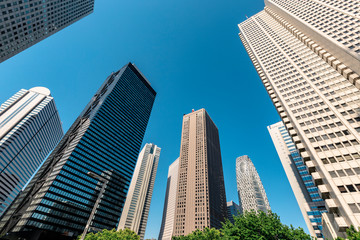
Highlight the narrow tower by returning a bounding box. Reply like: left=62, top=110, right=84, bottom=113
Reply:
left=173, top=109, right=227, bottom=236
left=118, top=143, right=161, bottom=239
left=0, top=63, right=156, bottom=240
left=0, top=87, right=63, bottom=216
left=236, top=155, right=271, bottom=214
left=158, top=158, right=179, bottom=240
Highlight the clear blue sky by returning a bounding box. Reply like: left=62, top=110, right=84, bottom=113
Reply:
left=0, top=0, right=307, bottom=239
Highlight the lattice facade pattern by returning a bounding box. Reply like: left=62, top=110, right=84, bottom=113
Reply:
left=236, top=155, right=270, bottom=214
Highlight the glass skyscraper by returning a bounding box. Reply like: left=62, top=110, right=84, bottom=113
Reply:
left=0, top=63, right=156, bottom=240
left=0, top=0, right=95, bottom=63
left=268, top=122, right=326, bottom=239
left=0, top=87, right=63, bottom=217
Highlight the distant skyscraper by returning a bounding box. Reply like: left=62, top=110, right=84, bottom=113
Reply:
left=268, top=122, right=326, bottom=239
left=226, top=201, right=241, bottom=224
left=236, top=155, right=270, bottom=214
left=0, top=87, right=63, bottom=217
left=158, top=158, right=179, bottom=240
left=173, top=109, right=227, bottom=236
left=239, top=1, right=360, bottom=238
left=0, top=63, right=156, bottom=240
left=0, top=0, right=95, bottom=63
left=118, top=143, right=161, bottom=239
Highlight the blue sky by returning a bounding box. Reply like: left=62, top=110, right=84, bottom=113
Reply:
left=0, top=0, right=308, bottom=238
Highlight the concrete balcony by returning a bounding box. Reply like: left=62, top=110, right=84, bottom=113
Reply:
left=305, top=160, right=315, bottom=173
left=318, top=184, right=330, bottom=199
left=325, top=199, right=338, bottom=213
left=300, top=151, right=310, bottom=161
left=312, top=172, right=323, bottom=186
left=289, top=129, right=297, bottom=137
left=335, top=217, right=348, bottom=232
left=296, top=143, right=305, bottom=152
left=293, top=136, right=300, bottom=143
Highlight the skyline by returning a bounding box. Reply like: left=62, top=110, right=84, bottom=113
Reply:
left=0, top=0, right=312, bottom=239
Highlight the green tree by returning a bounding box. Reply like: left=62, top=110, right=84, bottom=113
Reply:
left=336, top=225, right=360, bottom=240
left=173, top=210, right=312, bottom=240
left=222, top=210, right=311, bottom=240
left=79, top=228, right=140, bottom=240
left=172, top=228, right=223, bottom=240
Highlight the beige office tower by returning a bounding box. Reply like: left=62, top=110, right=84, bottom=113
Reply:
left=158, top=158, right=179, bottom=240
left=173, top=109, right=227, bottom=237
left=117, top=143, right=161, bottom=239
left=239, top=1, right=360, bottom=239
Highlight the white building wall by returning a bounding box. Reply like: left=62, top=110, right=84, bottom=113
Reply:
left=239, top=5, right=360, bottom=238
left=158, top=158, right=179, bottom=240
left=117, top=143, right=161, bottom=239
left=0, top=87, right=63, bottom=216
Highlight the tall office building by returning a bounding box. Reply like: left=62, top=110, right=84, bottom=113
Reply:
left=268, top=122, right=326, bottom=239
left=158, top=158, right=179, bottom=240
left=173, top=109, right=227, bottom=236
left=239, top=1, right=360, bottom=238
left=118, top=143, right=161, bottom=239
left=236, top=155, right=271, bottom=214
left=0, top=63, right=157, bottom=240
left=0, top=87, right=63, bottom=217
left=0, top=0, right=95, bottom=63
left=226, top=201, right=241, bottom=224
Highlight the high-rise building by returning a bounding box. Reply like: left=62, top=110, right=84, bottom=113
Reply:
left=226, top=201, right=241, bottom=224
left=0, top=63, right=156, bottom=240
left=0, top=0, right=95, bottom=63
left=158, top=158, right=179, bottom=240
left=173, top=109, right=227, bottom=237
left=268, top=122, right=326, bottom=239
left=264, top=0, right=360, bottom=77
left=236, top=155, right=271, bottom=214
left=118, top=143, right=161, bottom=239
left=0, top=87, right=63, bottom=217
left=239, top=2, right=360, bottom=238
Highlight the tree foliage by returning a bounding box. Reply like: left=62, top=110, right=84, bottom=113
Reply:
left=336, top=225, right=360, bottom=240
left=173, top=210, right=312, bottom=240
left=172, top=228, right=223, bottom=240
left=79, top=228, right=140, bottom=240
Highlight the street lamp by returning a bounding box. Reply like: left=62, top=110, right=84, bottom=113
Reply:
left=80, top=171, right=109, bottom=240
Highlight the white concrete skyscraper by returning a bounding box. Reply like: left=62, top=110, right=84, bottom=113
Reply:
left=158, top=158, right=179, bottom=240
left=268, top=122, right=326, bottom=239
left=0, top=0, right=95, bottom=63
left=0, top=87, right=63, bottom=216
left=239, top=1, right=360, bottom=238
left=118, top=143, right=161, bottom=239
left=236, top=155, right=271, bottom=214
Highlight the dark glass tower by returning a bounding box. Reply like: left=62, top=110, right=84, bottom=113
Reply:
left=0, top=63, right=156, bottom=240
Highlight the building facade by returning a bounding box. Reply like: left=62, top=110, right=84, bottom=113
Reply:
left=236, top=155, right=271, bottom=214
left=239, top=1, right=360, bottom=238
left=158, top=158, right=179, bottom=240
left=173, top=109, right=227, bottom=236
left=0, top=63, right=156, bottom=240
left=0, top=0, right=95, bottom=63
left=268, top=122, right=326, bottom=239
left=0, top=87, right=63, bottom=217
left=226, top=201, right=241, bottom=224
left=118, top=143, right=161, bottom=239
